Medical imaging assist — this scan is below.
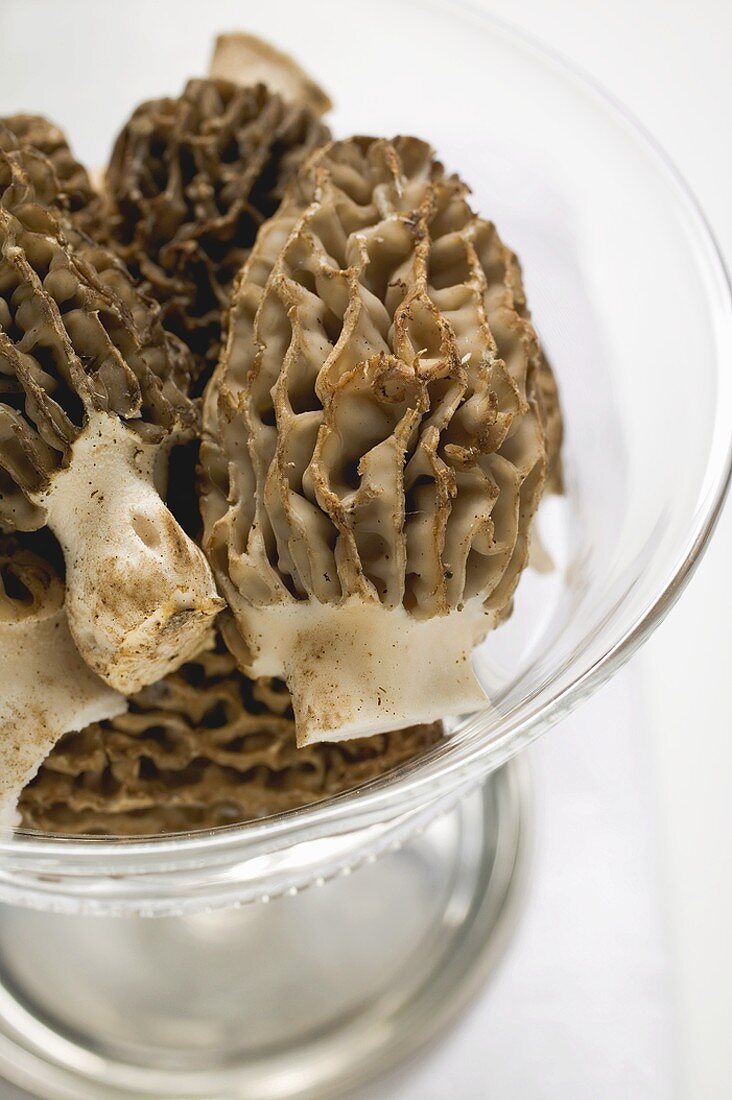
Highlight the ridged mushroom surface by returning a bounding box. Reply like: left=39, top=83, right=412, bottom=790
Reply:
left=200, top=135, right=557, bottom=744
left=0, top=128, right=222, bottom=692
left=0, top=114, right=102, bottom=235
left=0, top=534, right=125, bottom=829
left=104, top=78, right=330, bottom=388
left=19, top=633, right=442, bottom=836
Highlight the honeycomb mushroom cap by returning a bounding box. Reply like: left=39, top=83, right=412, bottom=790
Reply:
left=200, top=135, right=556, bottom=743
left=0, top=114, right=102, bottom=235
left=104, top=78, right=331, bottom=388
left=0, top=130, right=197, bottom=529
left=0, top=533, right=125, bottom=829
left=19, top=631, right=442, bottom=836
left=0, top=131, right=222, bottom=691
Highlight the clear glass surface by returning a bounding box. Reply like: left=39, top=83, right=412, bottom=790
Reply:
left=0, top=0, right=730, bottom=917
left=0, top=767, right=527, bottom=1099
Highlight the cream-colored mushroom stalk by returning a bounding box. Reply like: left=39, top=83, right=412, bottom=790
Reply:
left=20, top=626, right=443, bottom=835
left=220, top=598, right=491, bottom=744
left=39, top=412, right=222, bottom=691
left=201, top=136, right=557, bottom=744
left=0, top=537, right=126, bottom=831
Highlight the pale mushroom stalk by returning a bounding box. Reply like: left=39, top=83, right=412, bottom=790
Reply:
left=224, top=599, right=490, bottom=745
left=20, top=627, right=442, bottom=836
left=0, top=538, right=125, bottom=832
left=39, top=411, right=222, bottom=694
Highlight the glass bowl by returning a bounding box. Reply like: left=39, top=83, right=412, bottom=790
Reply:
left=0, top=1, right=730, bottom=1097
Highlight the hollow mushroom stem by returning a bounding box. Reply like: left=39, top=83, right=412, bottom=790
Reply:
left=0, top=603, right=125, bottom=833
left=40, top=412, right=223, bottom=694
left=227, top=597, right=491, bottom=746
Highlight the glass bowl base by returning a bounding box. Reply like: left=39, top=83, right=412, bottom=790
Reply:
left=0, top=762, right=527, bottom=1100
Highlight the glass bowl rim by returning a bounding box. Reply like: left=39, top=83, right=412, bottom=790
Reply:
left=3, top=0, right=732, bottom=869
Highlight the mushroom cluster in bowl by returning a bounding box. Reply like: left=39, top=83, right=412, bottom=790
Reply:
left=0, top=32, right=561, bottom=834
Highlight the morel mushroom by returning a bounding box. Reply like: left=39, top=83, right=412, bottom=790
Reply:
left=19, top=631, right=442, bottom=836
left=0, top=133, right=222, bottom=693
left=0, top=534, right=125, bottom=829
left=104, top=74, right=330, bottom=387
left=0, top=114, right=102, bottom=235
left=200, top=136, right=557, bottom=744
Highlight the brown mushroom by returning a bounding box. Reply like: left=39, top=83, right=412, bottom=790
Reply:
left=0, top=113, right=102, bottom=236
left=200, top=136, right=560, bottom=744
left=0, top=126, right=222, bottom=693
left=104, top=76, right=331, bottom=389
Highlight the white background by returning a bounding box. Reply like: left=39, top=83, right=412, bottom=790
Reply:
left=1, top=1, right=731, bottom=1098
left=489, top=4, right=732, bottom=1098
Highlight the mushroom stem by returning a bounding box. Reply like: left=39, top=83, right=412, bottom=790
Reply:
left=0, top=609, right=125, bottom=832
left=231, top=597, right=492, bottom=746
left=41, top=412, right=223, bottom=694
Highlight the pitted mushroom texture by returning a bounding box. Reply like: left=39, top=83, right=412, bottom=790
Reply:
left=0, top=534, right=125, bottom=829
left=0, top=133, right=196, bottom=529
left=200, top=135, right=555, bottom=743
left=0, top=115, right=101, bottom=235
left=0, top=135, right=222, bottom=692
left=105, top=78, right=331, bottom=387
left=19, top=635, right=443, bottom=835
